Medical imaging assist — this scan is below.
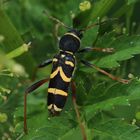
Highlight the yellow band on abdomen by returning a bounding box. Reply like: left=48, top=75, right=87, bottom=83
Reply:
left=59, top=67, right=71, bottom=82
left=65, top=61, right=74, bottom=67
left=48, top=88, right=68, bottom=96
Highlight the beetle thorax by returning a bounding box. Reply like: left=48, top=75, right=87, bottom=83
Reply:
left=59, top=30, right=82, bottom=53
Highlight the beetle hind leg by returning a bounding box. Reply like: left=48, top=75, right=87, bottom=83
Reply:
left=71, top=81, right=87, bottom=140
left=24, top=78, right=50, bottom=133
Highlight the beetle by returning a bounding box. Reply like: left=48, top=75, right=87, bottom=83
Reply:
left=24, top=11, right=129, bottom=140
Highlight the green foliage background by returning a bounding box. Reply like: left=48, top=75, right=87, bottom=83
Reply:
left=0, top=0, right=140, bottom=139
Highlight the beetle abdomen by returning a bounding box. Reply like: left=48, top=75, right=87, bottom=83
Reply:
left=47, top=52, right=75, bottom=115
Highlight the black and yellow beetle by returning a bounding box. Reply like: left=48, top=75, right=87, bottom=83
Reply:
left=47, top=29, right=82, bottom=114
left=24, top=11, right=129, bottom=139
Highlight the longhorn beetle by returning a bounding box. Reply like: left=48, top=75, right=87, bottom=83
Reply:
left=24, top=10, right=130, bottom=140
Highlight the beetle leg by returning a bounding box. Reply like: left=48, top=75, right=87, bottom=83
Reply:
left=71, top=81, right=87, bottom=140
left=81, top=60, right=130, bottom=84
left=32, top=59, right=52, bottom=81
left=24, top=78, right=50, bottom=134
left=78, top=47, right=114, bottom=53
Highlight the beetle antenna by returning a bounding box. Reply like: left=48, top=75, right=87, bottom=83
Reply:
left=81, top=18, right=118, bottom=32
left=43, top=10, right=72, bottom=30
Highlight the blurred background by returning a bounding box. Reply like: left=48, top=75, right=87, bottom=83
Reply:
left=0, top=0, right=140, bottom=139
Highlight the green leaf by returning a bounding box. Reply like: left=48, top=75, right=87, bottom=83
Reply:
left=93, top=119, right=140, bottom=140
left=84, top=80, right=140, bottom=121
left=15, top=106, right=75, bottom=140
left=89, top=0, right=117, bottom=20
left=59, top=127, right=83, bottom=140
left=127, top=0, right=139, bottom=5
